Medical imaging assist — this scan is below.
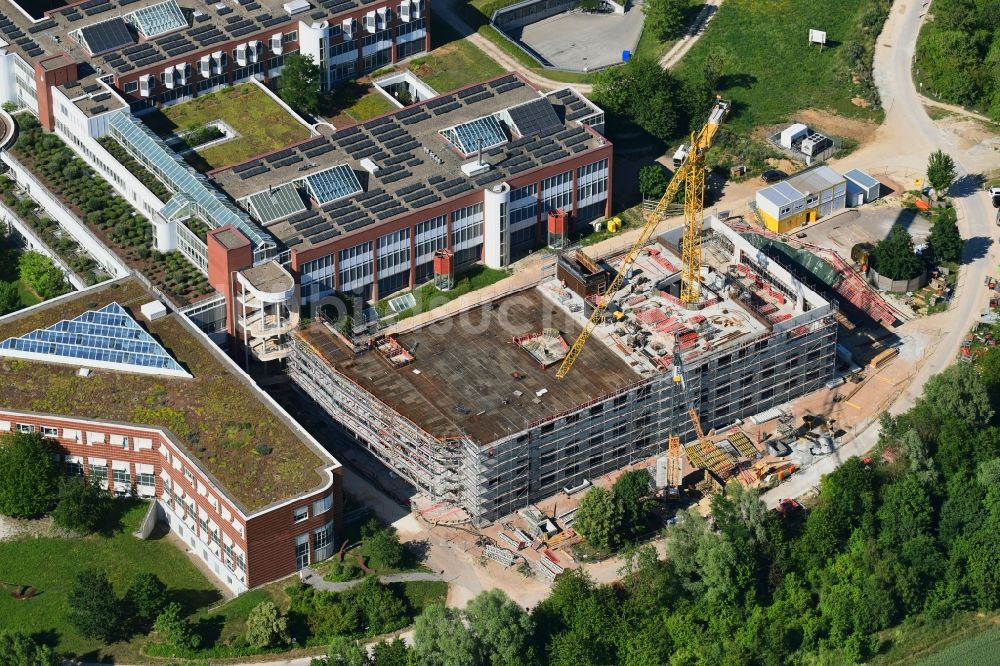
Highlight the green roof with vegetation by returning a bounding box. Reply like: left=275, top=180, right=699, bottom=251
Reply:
left=142, top=84, right=312, bottom=172
left=0, top=278, right=330, bottom=512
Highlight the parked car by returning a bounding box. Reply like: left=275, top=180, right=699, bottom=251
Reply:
left=989, top=187, right=1000, bottom=209
left=761, top=169, right=787, bottom=183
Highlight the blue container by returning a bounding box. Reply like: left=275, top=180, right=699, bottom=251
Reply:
left=622, top=50, right=631, bottom=62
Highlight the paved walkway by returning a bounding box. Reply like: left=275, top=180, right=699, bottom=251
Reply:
left=298, top=566, right=444, bottom=592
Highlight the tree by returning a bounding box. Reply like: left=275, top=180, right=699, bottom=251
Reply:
left=412, top=603, right=481, bottom=666
left=362, top=521, right=405, bottom=570
left=369, top=637, right=410, bottom=665
left=52, top=477, right=110, bottom=533
left=920, top=361, right=994, bottom=429
left=927, top=207, right=963, bottom=263
left=0, top=431, right=60, bottom=519
left=154, top=602, right=201, bottom=650
left=870, top=224, right=924, bottom=280
left=16, top=251, right=67, bottom=299
left=592, top=57, right=686, bottom=142
left=638, top=164, right=668, bottom=200
left=926, top=150, right=956, bottom=196
left=316, top=636, right=366, bottom=666
left=0, top=281, right=19, bottom=316
left=465, top=589, right=536, bottom=666
left=279, top=53, right=321, bottom=116
left=67, top=569, right=126, bottom=643
left=644, top=0, right=687, bottom=42
left=612, top=469, right=652, bottom=540
left=350, top=577, right=407, bottom=634
left=0, top=631, right=58, bottom=666
left=125, top=572, right=169, bottom=630
left=245, top=601, right=290, bottom=649
left=574, top=485, right=625, bottom=552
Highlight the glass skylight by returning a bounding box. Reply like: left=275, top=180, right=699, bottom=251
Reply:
left=304, top=165, right=363, bottom=205
left=126, top=0, right=188, bottom=39
left=108, top=112, right=275, bottom=254
left=0, top=303, right=191, bottom=378
left=441, top=115, right=508, bottom=155
left=244, top=183, right=307, bottom=225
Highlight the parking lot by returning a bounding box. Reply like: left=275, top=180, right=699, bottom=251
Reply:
left=512, top=5, right=645, bottom=71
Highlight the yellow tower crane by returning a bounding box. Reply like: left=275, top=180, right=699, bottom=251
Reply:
left=555, top=98, right=730, bottom=380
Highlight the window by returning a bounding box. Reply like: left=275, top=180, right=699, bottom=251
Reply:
left=293, top=506, right=309, bottom=523
left=313, top=495, right=332, bottom=515
left=451, top=204, right=484, bottom=252
left=41, top=426, right=58, bottom=437
left=183, top=467, right=194, bottom=484
left=223, top=542, right=234, bottom=568
left=90, top=465, right=108, bottom=486
left=236, top=553, right=245, bottom=571
left=124, top=81, right=138, bottom=93
left=16, top=423, right=35, bottom=433
left=314, top=522, right=333, bottom=558
left=66, top=459, right=84, bottom=477
left=283, top=31, right=297, bottom=43
left=137, top=471, right=155, bottom=487
left=295, top=534, right=310, bottom=569
left=112, top=467, right=131, bottom=485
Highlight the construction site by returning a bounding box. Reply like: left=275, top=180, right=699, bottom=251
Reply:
left=288, top=213, right=839, bottom=523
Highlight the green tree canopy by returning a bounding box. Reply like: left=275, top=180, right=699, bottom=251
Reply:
left=927, top=207, right=963, bottom=263
left=17, top=251, right=68, bottom=300
left=465, top=589, right=536, bottom=666
left=573, top=485, right=625, bottom=552
left=870, top=224, right=924, bottom=280
left=926, top=149, right=957, bottom=195
left=125, top=572, right=169, bottom=631
left=643, top=0, right=688, bottom=42
left=245, top=601, right=290, bottom=649
left=0, top=631, right=58, bottom=666
left=52, top=476, right=110, bottom=533
left=412, top=603, right=481, bottom=666
left=920, top=361, right=994, bottom=429
left=0, top=281, right=19, bottom=316
left=361, top=519, right=405, bottom=570
left=0, top=431, right=60, bottom=519
left=67, top=569, right=127, bottom=643
left=638, top=164, right=669, bottom=200
left=279, top=53, right=321, bottom=116
left=153, top=602, right=201, bottom=650
left=593, top=57, right=687, bottom=142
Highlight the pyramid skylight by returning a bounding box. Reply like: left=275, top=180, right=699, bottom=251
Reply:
left=0, top=302, right=190, bottom=378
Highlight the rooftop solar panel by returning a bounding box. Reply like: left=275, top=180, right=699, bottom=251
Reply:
left=0, top=303, right=190, bottom=378
left=507, top=98, right=562, bottom=137
left=304, top=164, right=363, bottom=204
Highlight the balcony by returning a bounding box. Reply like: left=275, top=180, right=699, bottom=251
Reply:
left=239, top=308, right=299, bottom=338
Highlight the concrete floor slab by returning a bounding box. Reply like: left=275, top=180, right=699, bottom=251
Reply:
left=795, top=207, right=933, bottom=259
left=512, top=5, right=645, bottom=71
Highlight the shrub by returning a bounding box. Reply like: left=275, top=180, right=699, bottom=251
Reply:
left=126, top=572, right=169, bottom=630
left=0, top=631, right=58, bottom=666
left=52, top=477, right=110, bottom=533
left=244, top=601, right=290, bottom=649
left=363, top=523, right=405, bottom=570
left=154, top=602, right=201, bottom=650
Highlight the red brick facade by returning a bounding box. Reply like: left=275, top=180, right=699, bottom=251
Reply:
left=0, top=410, right=341, bottom=593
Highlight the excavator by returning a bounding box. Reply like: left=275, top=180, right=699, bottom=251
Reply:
left=556, top=97, right=730, bottom=380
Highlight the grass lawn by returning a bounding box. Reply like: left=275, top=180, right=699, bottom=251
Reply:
left=915, top=626, right=1000, bottom=666
left=0, top=501, right=220, bottom=662
left=346, top=92, right=397, bottom=121
left=393, top=580, right=447, bottom=615
left=408, top=38, right=505, bottom=94
left=142, top=84, right=311, bottom=171
left=672, top=0, right=885, bottom=131
left=0, top=244, right=53, bottom=309
left=377, top=265, right=510, bottom=320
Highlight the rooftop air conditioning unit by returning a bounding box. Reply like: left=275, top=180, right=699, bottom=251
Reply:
left=270, top=32, right=283, bottom=55
left=376, top=6, right=389, bottom=29
left=139, top=74, right=154, bottom=97
left=199, top=55, right=211, bottom=79
left=248, top=40, right=261, bottom=63
left=235, top=43, right=248, bottom=66
left=163, top=67, right=174, bottom=89
left=461, top=160, right=490, bottom=177
left=343, top=17, right=356, bottom=38
left=413, top=0, right=423, bottom=19
left=800, top=133, right=831, bottom=156
left=176, top=62, right=190, bottom=84
left=359, top=157, right=379, bottom=175
left=399, top=1, right=410, bottom=22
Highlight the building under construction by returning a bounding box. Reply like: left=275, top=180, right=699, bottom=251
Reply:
left=289, top=217, right=837, bottom=522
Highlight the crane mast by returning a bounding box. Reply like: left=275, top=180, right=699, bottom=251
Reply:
left=555, top=98, right=729, bottom=381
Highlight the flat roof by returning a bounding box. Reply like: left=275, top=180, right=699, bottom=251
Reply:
left=212, top=74, right=606, bottom=252
left=240, top=260, right=293, bottom=293
left=786, top=165, right=844, bottom=194
left=212, top=226, right=250, bottom=250
left=296, top=288, right=640, bottom=444
left=0, top=278, right=333, bottom=513
left=758, top=180, right=802, bottom=207
left=844, top=168, right=879, bottom=189
left=0, top=0, right=371, bottom=79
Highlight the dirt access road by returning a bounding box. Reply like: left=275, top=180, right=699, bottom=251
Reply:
left=761, top=0, right=997, bottom=507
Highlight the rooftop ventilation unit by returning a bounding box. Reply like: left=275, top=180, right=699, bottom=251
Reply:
left=270, top=33, right=283, bottom=55
left=800, top=133, right=831, bottom=156
left=359, top=157, right=380, bottom=175
left=461, top=160, right=490, bottom=177
left=283, top=0, right=310, bottom=15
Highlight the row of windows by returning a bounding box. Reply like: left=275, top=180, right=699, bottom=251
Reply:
left=377, top=227, right=411, bottom=276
